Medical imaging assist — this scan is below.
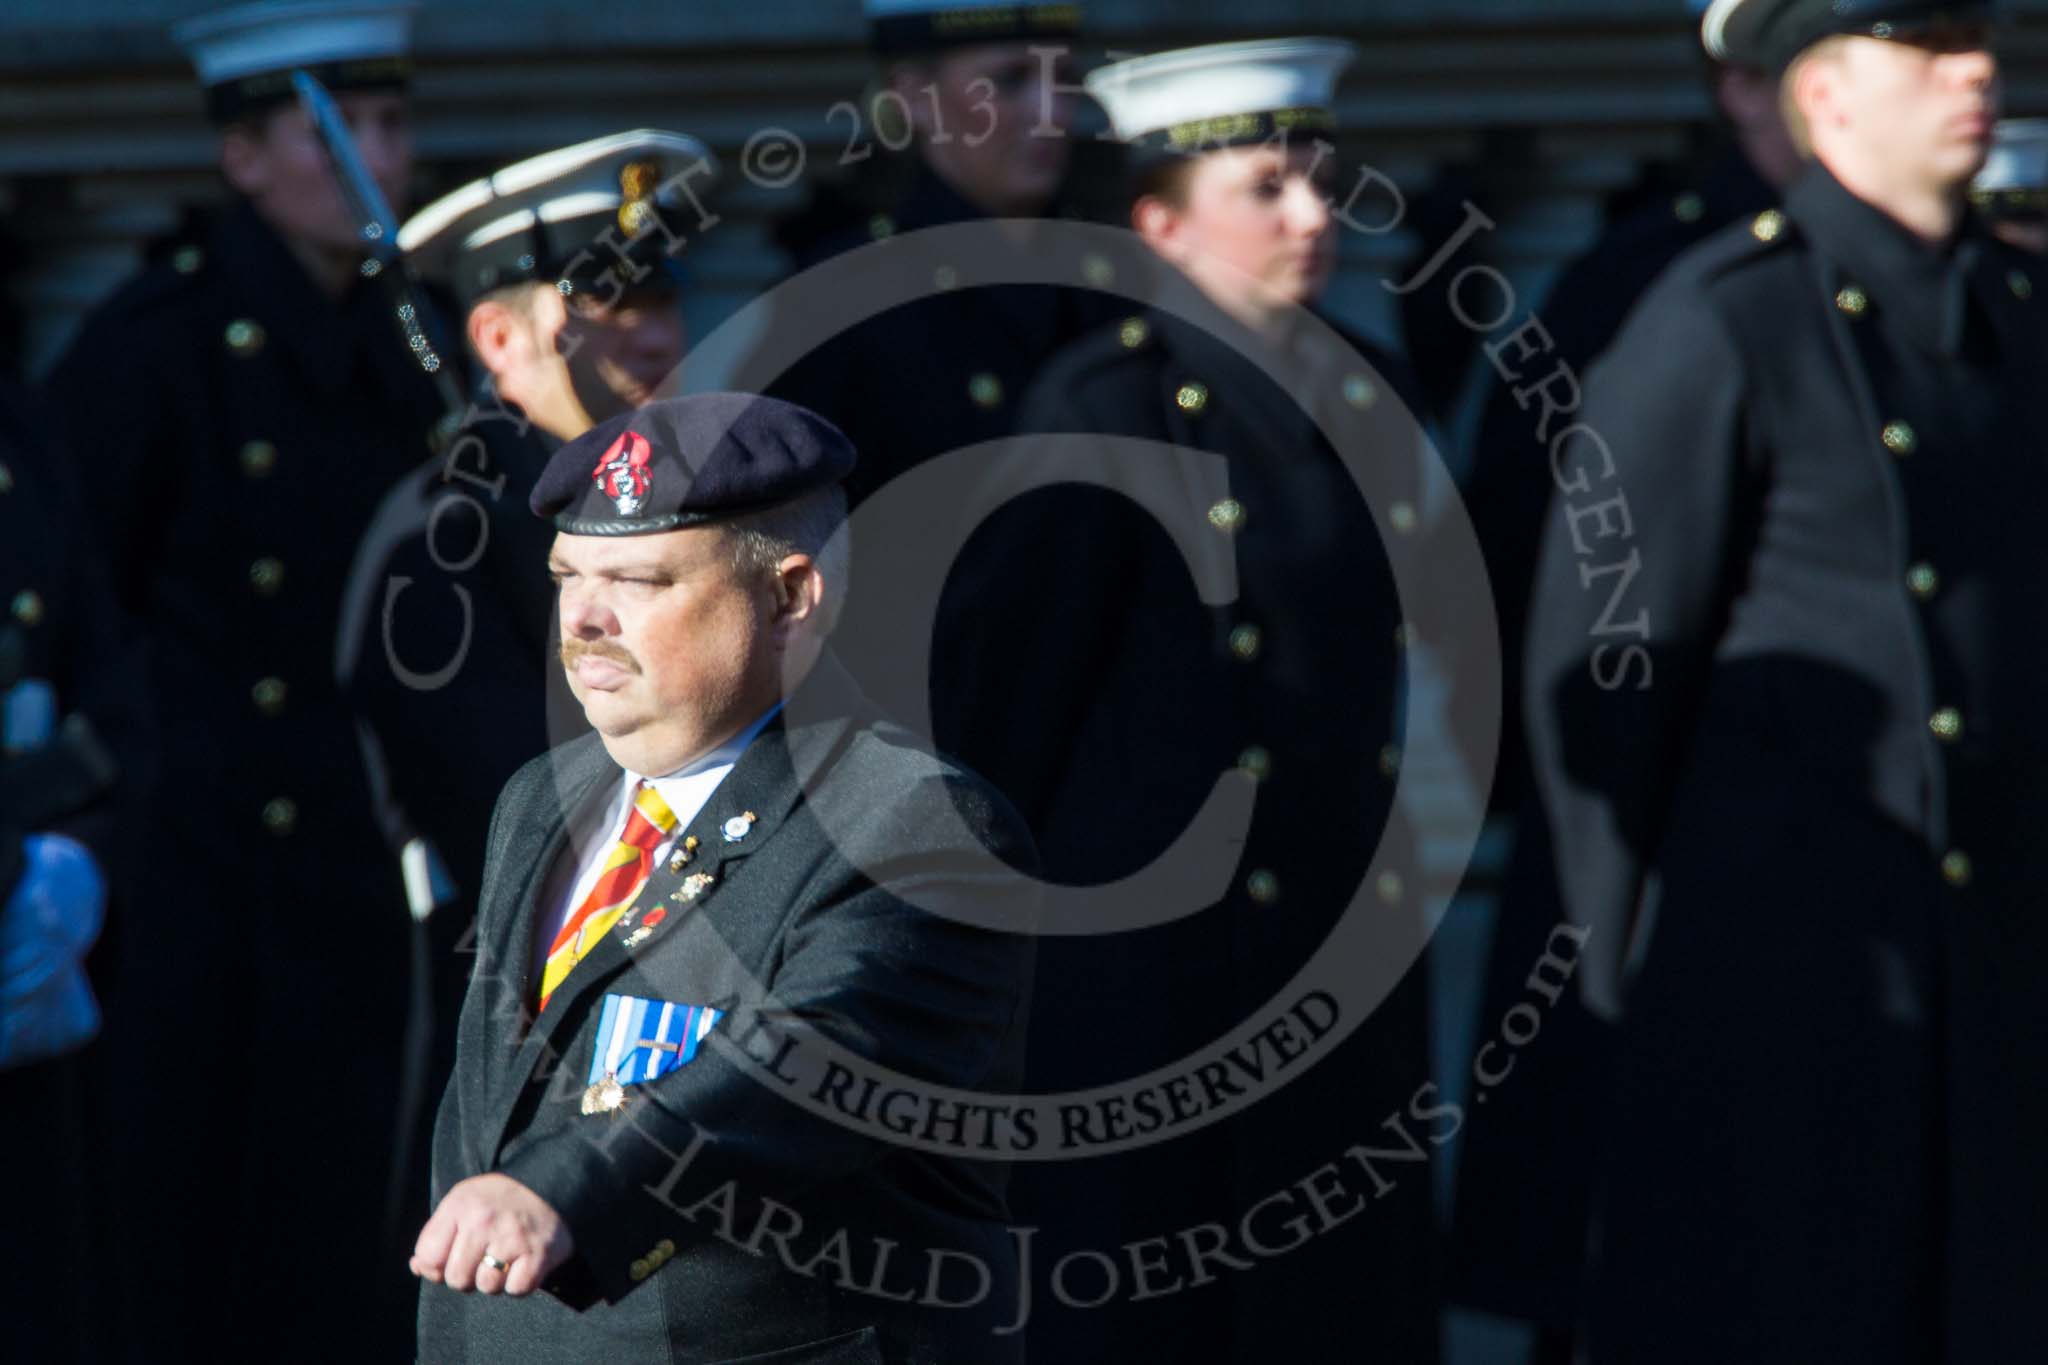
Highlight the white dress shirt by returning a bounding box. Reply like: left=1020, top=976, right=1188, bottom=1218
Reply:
left=532, top=706, right=781, bottom=981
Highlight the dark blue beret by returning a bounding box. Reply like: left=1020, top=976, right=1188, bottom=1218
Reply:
left=531, top=392, right=857, bottom=535
left=1703, top=0, right=1994, bottom=72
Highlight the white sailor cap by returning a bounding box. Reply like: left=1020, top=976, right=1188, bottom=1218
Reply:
left=1972, top=117, right=2048, bottom=219
left=398, top=129, right=719, bottom=308
left=172, top=0, right=417, bottom=123
left=863, top=0, right=1080, bottom=57
left=1085, top=38, right=1357, bottom=156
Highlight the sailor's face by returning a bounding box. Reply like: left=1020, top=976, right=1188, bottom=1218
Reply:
left=224, top=90, right=414, bottom=255
left=909, top=43, right=1074, bottom=216
left=1827, top=30, right=1999, bottom=190
left=558, top=283, right=688, bottom=422
left=1155, top=144, right=1340, bottom=312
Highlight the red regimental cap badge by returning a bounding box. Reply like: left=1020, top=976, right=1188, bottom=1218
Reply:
left=592, top=430, right=654, bottom=515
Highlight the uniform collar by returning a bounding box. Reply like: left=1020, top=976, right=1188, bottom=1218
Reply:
left=1786, top=163, right=1985, bottom=357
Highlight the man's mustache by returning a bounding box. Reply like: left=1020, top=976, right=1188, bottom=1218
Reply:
left=559, top=639, right=639, bottom=673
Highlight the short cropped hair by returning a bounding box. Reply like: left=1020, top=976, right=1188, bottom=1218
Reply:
left=726, top=485, right=851, bottom=627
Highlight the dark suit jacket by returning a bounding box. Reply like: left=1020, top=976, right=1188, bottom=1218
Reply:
left=418, top=655, right=1036, bottom=1365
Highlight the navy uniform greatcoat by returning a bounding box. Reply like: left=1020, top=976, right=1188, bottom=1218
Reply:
left=933, top=294, right=1439, bottom=1363
left=419, top=656, right=1036, bottom=1365
left=38, top=199, right=447, bottom=1360
left=1525, top=164, right=2048, bottom=1364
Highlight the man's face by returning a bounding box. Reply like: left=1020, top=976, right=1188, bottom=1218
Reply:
left=560, top=283, right=688, bottom=422
left=1826, top=29, right=1999, bottom=191
left=550, top=526, right=776, bottom=776
left=222, top=89, right=413, bottom=253
left=908, top=43, right=1074, bottom=215
left=1147, top=144, right=1340, bottom=316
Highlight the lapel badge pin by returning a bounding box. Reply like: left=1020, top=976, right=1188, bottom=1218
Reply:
left=580, top=1071, right=627, bottom=1116
left=673, top=871, right=717, bottom=902
left=667, top=836, right=699, bottom=873
left=624, top=907, right=668, bottom=949
left=721, top=811, right=757, bottom=843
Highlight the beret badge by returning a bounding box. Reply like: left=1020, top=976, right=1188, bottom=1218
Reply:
left=593, top=430, right=655, bottom=516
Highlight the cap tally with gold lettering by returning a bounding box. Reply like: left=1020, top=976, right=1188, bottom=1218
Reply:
left=1699, top=0, right=1995, bottom=73
left=533, top=394, right=857, bottom=536
left=397, top=130, right=719, bottom=308
left=864, top=0, right=1080, bottom=56
left=1085, top=37, right=1356, bottom=158
left=1972, top=117, right=2048, bottom=221
left=173, top=0, right=418, bottom=124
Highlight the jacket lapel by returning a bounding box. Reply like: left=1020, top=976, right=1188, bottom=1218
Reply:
left=481, top=671, right=866, bottom=1164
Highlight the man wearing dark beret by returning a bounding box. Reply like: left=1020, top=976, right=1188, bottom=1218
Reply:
left=412, top=393, right=1037, bottom=1365
left=1525, top=2, right=2048, bottom=1360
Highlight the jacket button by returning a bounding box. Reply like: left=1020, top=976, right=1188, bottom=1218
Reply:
left=1389, top=501, right=1419, bottom=535
left=1175, top=381, right=1209, bottom=415
left=10, top=589, right=43, bottom=627
left=1378, top=744, right=1403, bottom=778
left=1906, top=562, right=1940, bottom=600
left=1929, top=707, right=1963, bottom=743
left=261, top=797, right=298, bottom=836
left=172, top=245, right=204, bottom=274
left=2010, top=269, right=2034, bottom=301
left=628, top=1258, right=651, bottom=1282
left=1835, top=284, right=1870, bottom=318
left=1673, top=192, right=1705, bottom=224
left=1227, top=623, right=1263, bottom=662
left=1376, top=870, right=1406, bottom=905
left=933, top=265, right=960, bottom=291
left=1751, top=209, right=1787, bottom=242
left=1207, top=498, right=1247, bottom=534
left=224, top=318, right=266, bottom=356
left=1343, top=374, right=1378, bottom=409
left=1118, top=316, right=1150, bottom=349
left=251, top=677, right=288, bottom=716
left=967, top=373, right=1003, bottom=409
left=1082, top=252, right=1115, bottom=288
left=250, top=557, right=286, bottom=596
left=1236, top=746, right=1273, bottom=782
left=654, top=1238, right=676, bottom=1258
left=1941, top=850, right=1973, bottom=888
left=1246, top=870, right=1280, bottom=905
left=240, top=440, right=279, bottom=478
left=1881, top=421, right=1918, bottom=458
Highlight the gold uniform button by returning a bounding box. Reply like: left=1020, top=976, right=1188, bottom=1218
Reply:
left=1082, top=252, right=1115, bottom=288
left=261, top=797, right=298, bottom=836
left=251, top=677, right=288, bottom=717
left=1941, top=850, right=1973, bottom=888
left=1378, top=744, right=1403, bottom=778
left=1389, top=501, right=1419, bottom=535
left=1929, top=707, right=1964, bottom=742
left=250, top=557, right=286, bottom=596
left=1118, top=316, right=1150, bottom=349
left=933, top=265, right=960, bottom=290
left=0, top=461, right=13, bottom=494
left=628, top=1258, right=652, bottom=1282
left=1674, top=192, right=1706, bottom=224
left=1906, top=563, right=1940, bottom=601
left=1175, top=381, right=1209, bottom=415
left=2010, top=270, right=2034, bottom=301
left=1342, top=374, right=1378, bottom=410
left=1881, top=422, right=1918, bottom=458
left=967, top=373, right=1003, bottom=409
left=172, top=245, right=204, bottom=274
left=867, top=213, right=896, bottom=241
left=1207, top=498, right=1247, bottom=534
left=1236, top=746, right=1273, bottom=782
left=1835, top=284, right=1870, bottom=318
left=1246, top=870, right=1280, bottom=905
left=240, top=440, right=279, bottom=478
left=1375, top=871, right=1406, bottom=905
left=225, top=318, right=266, bottom=356
left=1227, top=623, right=1263, bottom=662
left=11, top=589, right=45, bottom=627
left=654, top=1238, right=676, bottom=1258
left=1751, top=209, right=1787, bottom=243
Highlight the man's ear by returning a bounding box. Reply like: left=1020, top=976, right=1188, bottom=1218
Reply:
left=219, top=122, right=270, bottom=198
left=467, top=299, right=526, bottom=373
left=772, top=555, right=825, bottom=628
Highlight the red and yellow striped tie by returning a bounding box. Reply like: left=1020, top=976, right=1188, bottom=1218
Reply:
left=538, top=782, right=678, bottom=1009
